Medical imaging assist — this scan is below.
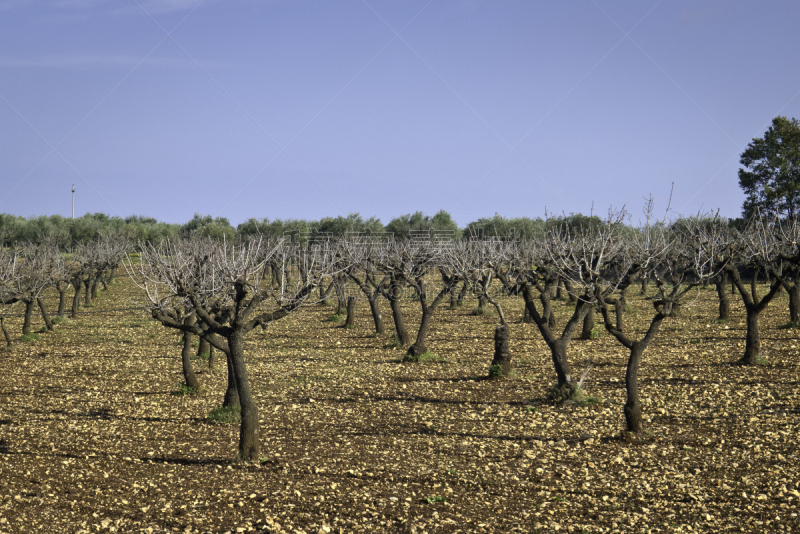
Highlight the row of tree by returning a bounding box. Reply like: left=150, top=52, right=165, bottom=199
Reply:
left=3, top=209, right=797, bottom=460
left=121, top=208, right=800, bottom=460
left=0, top=237, right=127, bottom=346
left=0, top=210, right=676, bottom=248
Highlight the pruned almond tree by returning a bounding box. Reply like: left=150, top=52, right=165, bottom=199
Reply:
left=514, top=221, right=607, bottom=402
left=0, top=247, right=18, bottom=350
left=590, top=209, right=723, bottom=433
left=377, top=238, right=465, bottom=360
left=127, top=236, right=343, bottom=461
left=723, top=214, right=786, bottom=365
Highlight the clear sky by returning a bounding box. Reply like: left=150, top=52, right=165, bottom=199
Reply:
left=1, top=0, right=799, bottom=227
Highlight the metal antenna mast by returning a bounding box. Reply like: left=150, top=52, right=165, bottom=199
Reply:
left=72, top=184, right=75, bottom=219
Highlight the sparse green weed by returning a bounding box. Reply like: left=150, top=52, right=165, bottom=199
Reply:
left=208, top=405, right=241, bottom=424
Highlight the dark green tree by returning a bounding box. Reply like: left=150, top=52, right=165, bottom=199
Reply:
left=739, top=116, right=800, bottom=220
left=386, top=210, right=459, bottom=240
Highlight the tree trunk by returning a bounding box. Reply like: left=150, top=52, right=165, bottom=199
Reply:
left=740, top=306, right=762, bottom=365
left=449, top=284, right=458, bottom=308
left=223, top=353, right=240, bottom=408
left=56, top=284, right=67, bottom=317
left=91, top=276, right=101, bottom=299
left=197, top=336, right=209, bottom=358
left=456, top=280, right=468, bottom=306
left=344, top=296, right=356, bottom=328
left=22, top=299, right=35, bottom=336
left=715, top=273, right=731, bottom=321
left=488, top=324, right=513, bottom=377
left=368, top=296, right=384, bottom=335
left=71, top=279, right=82, bottom=318
left=786, top=282, right=800, bottom=324
left=198, top=336, right=215, bottom=369
left=614, top=296, right=626, bottom=333
left=555, top=279, right=564, bottom=300
left=84, top=278, right=93, bottom=306
left=522, top=303, right=533, bottom=323
left=207, top=344, right=215, bottom=370
left=640, top=274, right=649, bottom=295
left=37, top=298, right=54, bottom=332
left=624, top=343, right=646, bottom=433
left=476, top=294, right=487, bottom=312
left=549, top=339, right=573, bottom=400
left=334, top=278, right=347, bottom=316
left=0, top=317, right=12, bottom=351
left=319, top=280, right=334, bottom=305
left=227, top=330, right=259, bottom=461
left=388, top=284, right=411, bottom=347
left=563, top=279, right=577, bottom=303
left=405, top=309, right=434, bottom=360
left=580, top=307, right=594, bottom=340
left=181, top=317, right=200, bottom=390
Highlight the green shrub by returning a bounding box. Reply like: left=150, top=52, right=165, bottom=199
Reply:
left=589, top=324, right=604, bottom=339
left=326, top=314, right=341, bottom=322
left=172, top=382, right=201, bottom=396
left=20, top=333, right=39, bottom=342
left=208, top=405, right=241, bottom=424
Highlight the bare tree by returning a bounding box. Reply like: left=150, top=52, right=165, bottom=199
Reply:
left=377, top=239, right=464, bottom=360
left=723, top=215, right=785, bottom=365
left=339, top=236, right=388, bottom=335
left=0, top=248, right=19, bottom=350
left=515, top=222, right=604, bottom=402
left=594, top=211, right=722, bottom=433
left=128, top=236, right=340, bottom=461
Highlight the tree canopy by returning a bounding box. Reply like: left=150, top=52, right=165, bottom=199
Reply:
left=739, top=116, right=800, bottom=220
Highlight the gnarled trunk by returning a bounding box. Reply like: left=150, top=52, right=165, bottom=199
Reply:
left=71, top=279, right=82, bottom=318
left=715, top=272, right=731, bottom=321
left=22, top=299, right=36, bottom=336
left=388, top=281, right=411, bottom=347
left=181, top=316, right=200, bottom=390
left=0, top=317, right=12, bottom=350
left=785, top=282, right=800, bottom=324
left=368, top=297, right=384, bottom=335
left=580, top=307, right=594, bottom=340
left=84, top=277, right=93, bottom=306
left=624, top=343, right=646, bottom=433
left=223, top=353, right=240, bottom=408
left=405, top=308, right=434, bottom=359
left=56, top=283, right=68, bottom=317
left=37, top=298, right=54, bottom=332
left=740, top=307, right=762, bottom=365
left=227, top=329, right=259, bottom=461
left=488, top=324, right=513, bottom=377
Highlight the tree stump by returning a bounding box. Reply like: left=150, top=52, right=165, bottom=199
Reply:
left=488, top=324, right=514, bottom=378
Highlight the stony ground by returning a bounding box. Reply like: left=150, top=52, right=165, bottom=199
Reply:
left=0, top=277, right=798, bottom=533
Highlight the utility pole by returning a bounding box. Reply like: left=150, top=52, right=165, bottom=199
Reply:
left=72, top=184, right=75, bottom=219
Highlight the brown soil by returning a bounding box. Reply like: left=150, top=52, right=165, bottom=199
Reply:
left=0, top=279, right=798, bottom=533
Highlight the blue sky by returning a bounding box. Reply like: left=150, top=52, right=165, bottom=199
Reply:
left=1, top=0, right=799, bottom=227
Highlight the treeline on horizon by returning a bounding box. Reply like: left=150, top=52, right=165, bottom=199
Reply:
left=0, top=209, right=745, bottom=248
